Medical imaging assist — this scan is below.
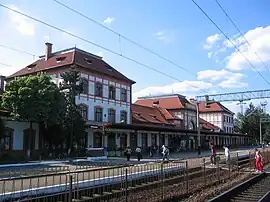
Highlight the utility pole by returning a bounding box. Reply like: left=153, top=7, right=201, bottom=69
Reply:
left=190, top=100, right=201, bottom=155
left=260, top=119, right=262, bottom=146
left=196, top=103, right=201, bottom=155
left=260, top=117, right=270, bottom=147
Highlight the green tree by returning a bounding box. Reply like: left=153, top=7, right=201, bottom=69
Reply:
left=1, top=74, right=66, bottom=159
left=60, top=65, right=86, bottom=156
left=235, top=103, right=270, bottom=144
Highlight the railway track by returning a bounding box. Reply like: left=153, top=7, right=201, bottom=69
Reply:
left=209, top=173, right=270, bottom=202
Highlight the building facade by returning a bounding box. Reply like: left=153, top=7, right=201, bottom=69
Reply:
left=2, top=43, right=250, bottom=158
left=0, top=109, right=40, bottom=159
left=6, top=43, right=135, bottom=150
left=135, top=94, right=197, bottom=130
left=198, top=102, right=234, bottom=133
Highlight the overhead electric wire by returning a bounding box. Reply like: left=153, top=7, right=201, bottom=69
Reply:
left=52, top=0, right=195, bottom=76
left=191, top=0, right=270, bottom=86
left=0, top=62, right=12, bottom=67
left=0, top=3, right=212, bottom=94
left=52, top=0, right=228, bottom=93
left=214, top=0, right=270, bottom=73
left=0, top=44, right=37, bottom=58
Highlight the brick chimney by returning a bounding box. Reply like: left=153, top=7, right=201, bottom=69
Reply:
left=152, top=100, right=159, bottom=107
left=0, top=75, right=5, bottom=91
left=45, top=42, right=52, bottom=60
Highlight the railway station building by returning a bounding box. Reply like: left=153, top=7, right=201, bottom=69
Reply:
left=0, top=43, right=251, bottom=159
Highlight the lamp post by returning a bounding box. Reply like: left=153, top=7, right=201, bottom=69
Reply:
left=260, top=119, right=262, bottom=146
left=259, top=117, right=270, bottom=147
left=190, top=100, right=201, bottom=155
left=195, top=103, right=201, bottom=154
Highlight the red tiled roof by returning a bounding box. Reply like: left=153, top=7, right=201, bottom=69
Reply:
left=7, top=51, right=74, bottom=78
left=199, top=118, right=219, bottom=130
left=158, top=107, right=176, bottom=120
left=131, top=104, right=174, bottom=126
left=7, top=47, right=135, bottom=84
left=135, top=95, right=187, bottom=110
left=198, top=102, right=234, bottom=114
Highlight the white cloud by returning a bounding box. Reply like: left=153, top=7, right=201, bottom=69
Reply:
left=203, top=33, right=221, bottom=50
left=225, top=26, right=270, bottom=71
left=197, top=69, right=247, bottom=88
left=133, top=80, right=213, bottom=102
left=6, top=4, right=35, bottom=36
left=197, top=69, right=245, bottom=81
left=103, top=17, right=115, bottom=25
left=218, top=79, right=248, bottom=88
left=155, top=30, right=175, bottom=44
left=208, top=52, right=213, bottom=59
left=223, top=33, right=243, bottom=49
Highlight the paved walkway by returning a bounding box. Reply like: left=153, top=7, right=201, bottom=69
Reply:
left=112, top=147, right=255, bottom=162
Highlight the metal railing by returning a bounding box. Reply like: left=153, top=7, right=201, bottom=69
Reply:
left=0, top=149, right=268, bottom=202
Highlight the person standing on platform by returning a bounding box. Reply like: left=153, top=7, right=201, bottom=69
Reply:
left=223, top=146, right=230, bottom=165
left=125, top=147, right=132, bottom=162
left=210, top=141, right=216, bottom=165
left=135, top=147, right=142, bottom=161
left=162, top=145, right=169, bottom=161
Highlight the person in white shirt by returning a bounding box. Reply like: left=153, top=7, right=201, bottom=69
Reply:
left=223, top=146, right=230, bottom=165
left=161, top=145, right=169, bottom=161
left=135, top=147, right=142, bottom=161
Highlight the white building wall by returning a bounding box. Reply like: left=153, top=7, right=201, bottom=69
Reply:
left=50, top=70, right=133, bottom=149
left=200, top=112, right=234, bottom=134
left=86, top=129, right=94, bottom=147
left=76, top=96, right=131, bottom=124
left=223, top=113, right=234, bottom=133
left=199, top=112, right=223, bottom=129
left=5, top=120, right=39, bottom=150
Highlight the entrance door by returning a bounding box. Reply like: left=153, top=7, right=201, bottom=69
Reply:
left=93, top=132, right=103, bottom=148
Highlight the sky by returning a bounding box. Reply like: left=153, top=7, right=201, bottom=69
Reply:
left=0, top=0, right=270, bottom=115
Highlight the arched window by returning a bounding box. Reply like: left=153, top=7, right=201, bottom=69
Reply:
left=81, top=79, right=89, bottom=94
left=79, top=104, right=88, bottom=120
